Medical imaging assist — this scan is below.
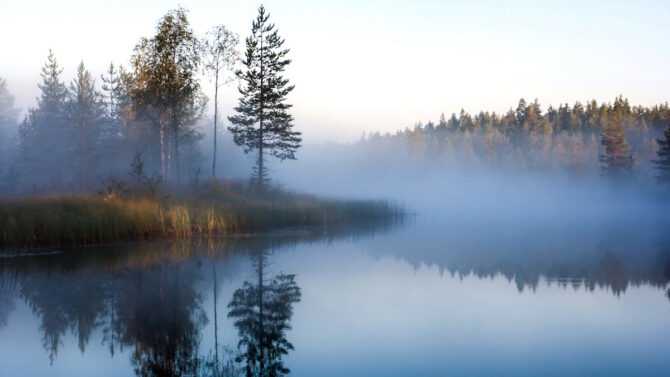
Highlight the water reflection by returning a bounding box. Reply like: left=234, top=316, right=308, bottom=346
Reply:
left=0, top=217, right=669, bottom=376
left=228, top=247, right=301, bottom=377
left=11, top=244, right=207, bottom=372
left=0, top=221, right=392, bottom=376
left=363, top=218, right=670, bottom=299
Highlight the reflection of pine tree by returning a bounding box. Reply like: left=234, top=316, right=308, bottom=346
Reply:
left=228, top=251, right=301, bottom=377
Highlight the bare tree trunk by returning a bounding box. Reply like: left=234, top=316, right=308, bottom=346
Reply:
left=81, top=123, right=87, bottom=189
left=174, top=121, right=179, bottom=185
left=172, top=45, right=180, bottom=186
left=160, top=122, right=166, bottom=179
left=258, top=31, right=264, bottom=189
left=166, top=128, right=172, bottom=183
left=173, top=104, right=179, bottom=185
left=212, top=62, right=219, bottom=182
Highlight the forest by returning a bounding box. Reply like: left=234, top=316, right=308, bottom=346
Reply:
left=360, top=96, right=670, bottom=181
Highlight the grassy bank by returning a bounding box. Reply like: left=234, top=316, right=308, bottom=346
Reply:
left=0, top=188, right=402, bottom=250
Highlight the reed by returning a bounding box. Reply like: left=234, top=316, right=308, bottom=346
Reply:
left=0, top=190, right=402, bottom=250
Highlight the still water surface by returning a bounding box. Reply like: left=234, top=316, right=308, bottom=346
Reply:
left=1, top=216, right=669, bottom=376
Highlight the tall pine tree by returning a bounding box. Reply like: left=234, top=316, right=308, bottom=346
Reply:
left=228, top=5, right=301, bottom=188
left=652, top=125, right=670, bottom=184
left=599, top=115, right=635, bottom=178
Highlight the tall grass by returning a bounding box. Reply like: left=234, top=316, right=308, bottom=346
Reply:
left=0, top=190, right=403, bottom=250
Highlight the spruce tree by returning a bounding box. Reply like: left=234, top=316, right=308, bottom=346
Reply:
left=228, top=5, right=301, bottom=188
left=18, top=50, right=68, bottom=188
left=652, top=125, right=670, bottom=184
left=0, top=77, right=19, bottom=184
left=100, top=63, right=130, bottom=175
left=100, top=62, right=126, bottom=142
left=67, top=61, right=103, bottom=188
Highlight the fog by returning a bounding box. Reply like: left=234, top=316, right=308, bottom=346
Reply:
left=3, top=84, right=670, bottom=226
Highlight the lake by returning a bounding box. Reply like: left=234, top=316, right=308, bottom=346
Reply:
left=1, top=214, right=669, bottom=376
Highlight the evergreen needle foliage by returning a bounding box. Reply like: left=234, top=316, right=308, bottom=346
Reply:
left=652, top=125, right=670, bottom=184
left=228, top=5, right=301, bottom=188
left=599, top=122, right=635, bottom=178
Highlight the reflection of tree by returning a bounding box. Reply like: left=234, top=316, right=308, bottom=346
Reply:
left=115, top=262, right=207, bottom=377
left=228, top=250, right=301, bottom=377
left=367, top=225, right=670, bottom=297
left=0, top=222, right=393, bottom=374
left=4, top=245, right=208, bottom=373
left=20, top=272, right=105, bottom=363
left=597, top=251, right=629, bottom=296
left=200, top=250, right=245, bottom=377
left=101, top=271, right=123, bottom=357
left=0, top=273, right=17, bottom=330
left=0, top=287, right=15, bottom=330
left=658, top=247, right=670, bottom=302
left=212, top=255, right=220, bottom=376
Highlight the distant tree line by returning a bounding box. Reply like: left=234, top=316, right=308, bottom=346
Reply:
left=0, top=5, right=300, bottom=194
left=361, top=96, right=670, bottom=182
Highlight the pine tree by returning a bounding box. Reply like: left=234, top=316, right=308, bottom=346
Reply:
left=228, top=5, right=301, bottom=188
left=652, top=125, right=670, bottom=184
left=599, top=118, right=635, bottom=178
left=67, top=61, right=103, bottom=188
left=515, top=98, right=528, bottom=127
left=202, top=25, right=239, bottom=182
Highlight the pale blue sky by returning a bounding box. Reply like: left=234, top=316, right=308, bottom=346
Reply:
left=1, top=0, right=669, bottom=142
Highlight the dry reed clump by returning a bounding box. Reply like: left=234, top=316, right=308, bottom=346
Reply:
left=0, top=193, right=401, bottom=250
